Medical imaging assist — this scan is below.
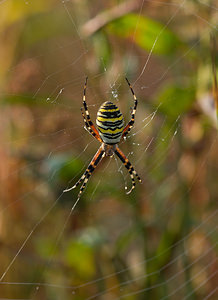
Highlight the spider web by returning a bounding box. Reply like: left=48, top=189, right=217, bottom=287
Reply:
left=0, top=0, right=217, bottom=299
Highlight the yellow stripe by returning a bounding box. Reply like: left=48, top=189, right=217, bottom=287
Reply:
left=98, top=127, right=123, bottom=134
left=100, top=108, right=119, bottom=113
left=97, top=115, right=123, bottom=122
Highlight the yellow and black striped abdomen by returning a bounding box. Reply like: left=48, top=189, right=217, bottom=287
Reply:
left=96, top=101, right=124, bottom=144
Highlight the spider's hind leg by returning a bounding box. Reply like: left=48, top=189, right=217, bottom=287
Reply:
left=63, top=147, right=105, bottom=198
left=114, top=146, right=142, bottom=194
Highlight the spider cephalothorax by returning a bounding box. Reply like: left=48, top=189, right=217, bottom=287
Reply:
left=64, top=77, right=142, bottom=198
left=101, top=143, right=116, bottom=157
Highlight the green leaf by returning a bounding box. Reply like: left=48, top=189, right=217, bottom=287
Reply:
left=156, top=84, right=196, bottom=118
left=107, top=14, right=181, bottom=55
left=46, top=153, right=84, bottom=182
left=64, top=240, right=95, bottom=278
left=92, top=31, right=112, bottom=71
left=18, top=9, right=74, bottom=49
left=1, top=94, right=49, bottom=106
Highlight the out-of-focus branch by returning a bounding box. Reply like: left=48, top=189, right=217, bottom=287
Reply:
left=81, top=0, right=141, bottom=37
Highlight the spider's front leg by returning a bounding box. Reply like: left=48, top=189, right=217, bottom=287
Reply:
left=63, top=146, right=105, bottom=198
left=81, top=108, right=102, bottom=142
left=114, top=146, right=142, bottom=194
left=82, top=77, right=102, bottom=142
left=122, top=78, right=138, bottom=139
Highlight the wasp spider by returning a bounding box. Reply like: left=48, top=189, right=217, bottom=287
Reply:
left=63, top=77, right=142, bottom=198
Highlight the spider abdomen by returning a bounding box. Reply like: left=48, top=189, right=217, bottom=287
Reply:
left=96, top=101, right=124, bottom=144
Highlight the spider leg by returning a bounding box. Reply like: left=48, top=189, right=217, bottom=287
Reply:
left=81, top=108, right=102, bottom=142
left=122, top=78, right=138, bottom=139
left=114, top=146, right=142, bottom=194
left=82, top=77, right=102, bottom=140
left=63, top=146, right=105, bottom=198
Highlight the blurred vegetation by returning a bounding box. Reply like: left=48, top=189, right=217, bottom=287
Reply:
left=0, top=0, right=217, bottom=299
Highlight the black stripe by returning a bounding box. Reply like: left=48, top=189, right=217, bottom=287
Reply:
left=102, top=133, right=122, bottom=140
left=126, top=161, right=131, bottom=168
left=115, top=150, right=125, bottom=163
left=99, top=119, right=123, bottom=127
left=98, top=111, right=122, bottom=118
left=94, top=150, right=104, bottom=165
left=100, top=130, right=122, bottom=137
left=104, top=101, right=113, bottom=105
left=86, top=173, right=91, bottom=179
left=84, top=170, right=89, bottom=176
left=98, top=124, right=123, bottom=132
left=88, top=165, right=95, bottom=172
left=101, top=104, right=118, bottom=110
left=83, top=101, right=88, bottom=110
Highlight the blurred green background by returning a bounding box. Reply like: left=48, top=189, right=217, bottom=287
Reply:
left=0, top=0, right=217, bottom=299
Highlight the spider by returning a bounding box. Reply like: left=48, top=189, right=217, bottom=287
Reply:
left=63, top=77, right=142, bottom=198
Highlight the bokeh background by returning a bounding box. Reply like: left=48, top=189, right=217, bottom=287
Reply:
left=0, top=0, right=217, bottom=299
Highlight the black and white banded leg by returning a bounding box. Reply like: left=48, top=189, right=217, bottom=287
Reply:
left=63, top=147, right=105, bottom=198
left=82, top=77, right=102, bottom=141
left=81, top=108, right=102, bottom=142
left=122, top=78, right=138, bottom=139
left=115, top=146, right=142, bottom=194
